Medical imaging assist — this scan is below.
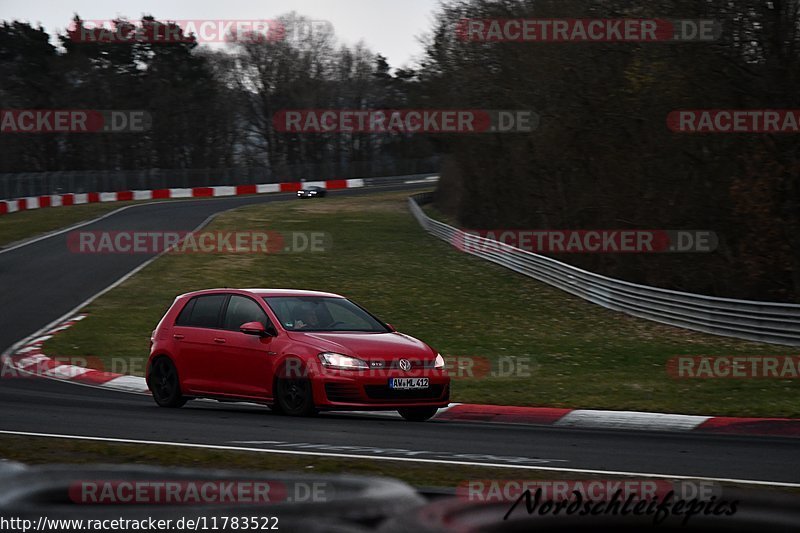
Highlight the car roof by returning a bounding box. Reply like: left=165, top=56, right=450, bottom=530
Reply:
left=178, top=288, right=344, bottom=299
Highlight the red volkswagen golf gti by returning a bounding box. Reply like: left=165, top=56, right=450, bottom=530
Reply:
left=146, top=289, right=450, bottom=421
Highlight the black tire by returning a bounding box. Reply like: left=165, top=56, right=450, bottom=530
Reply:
left=275, top=375, right=317, bottom=416
left=397, top=407, right=439, bottom=422
left=148, top=357, right=187, bottom=408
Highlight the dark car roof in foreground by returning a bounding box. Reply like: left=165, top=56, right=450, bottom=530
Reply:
left=178, top=288, right=345, bottom=299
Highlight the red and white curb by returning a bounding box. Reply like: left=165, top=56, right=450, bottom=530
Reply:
left=4, top=316, right=800, bottom=437
left=0, top=178, right=365, bottom=216
left=1, top=315, right=149, bottom=394
left=435, top=404, right=800, bottom=437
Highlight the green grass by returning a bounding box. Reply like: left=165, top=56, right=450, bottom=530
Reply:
left=45, top=191, right=800, bottom=417
left=0, top=202, right=134, bottom=248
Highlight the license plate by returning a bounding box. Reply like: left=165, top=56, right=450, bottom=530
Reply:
left=389, top=377, right=429, bottom=390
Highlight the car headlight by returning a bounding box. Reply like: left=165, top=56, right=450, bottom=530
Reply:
left=318, top=352, right=368, bottom=370
left=434, top=353, right=445, bottom=369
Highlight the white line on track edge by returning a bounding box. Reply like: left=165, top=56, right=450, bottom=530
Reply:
left=0, top=207, right=234, bottom=366
left=0, top=195, right=239, bottom=256
left=0, top=429, right=797, bottom=488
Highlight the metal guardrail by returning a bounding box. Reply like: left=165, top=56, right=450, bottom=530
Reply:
left=409, top=193, right=800, bottom=346
left=365, top=173, right=439, bottom=186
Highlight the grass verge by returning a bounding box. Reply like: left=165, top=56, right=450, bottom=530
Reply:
left=44, top=190, right=799, bottom=417
left=0, top=436, right=608, bottom=489
left=0, top=203, right=134, bottom=248
left=2, top=436, right=794, bottom=496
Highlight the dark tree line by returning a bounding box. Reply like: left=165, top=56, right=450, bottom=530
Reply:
left=1, top=3, right=798, bottom=301
left=1, top=17, right=233, bottom=172
left=418, top=0, right=800, bottom=302
left=0, top=13, right=434, bottom=176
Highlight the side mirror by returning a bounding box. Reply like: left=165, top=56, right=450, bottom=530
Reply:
left=386, top=323, right=396, bottom=332
left=240, top=321, right=275, bottom=337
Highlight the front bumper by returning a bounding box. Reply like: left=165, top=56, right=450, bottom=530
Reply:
left=311, top=369, right=450, bottom=409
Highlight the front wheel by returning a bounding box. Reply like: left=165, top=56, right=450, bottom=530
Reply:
left=148, top=357, right=187, bottom=408
left=398, top=407, right=439, bottom=422
left=275, top=377, right=317, bottom=416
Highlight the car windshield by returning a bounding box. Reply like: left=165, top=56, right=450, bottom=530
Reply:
left=264, top=296, right=390, bottom=332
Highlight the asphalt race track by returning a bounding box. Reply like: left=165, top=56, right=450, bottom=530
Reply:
left=1, top=185, right=799, bottom=488
left=1, top=379, right=798, bottom=485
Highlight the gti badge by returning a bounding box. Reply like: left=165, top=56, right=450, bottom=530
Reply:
left=399, top=359, right=411, bottom=372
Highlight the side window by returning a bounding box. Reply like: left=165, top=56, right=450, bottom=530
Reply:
left=184, top=294, right=226, bottom=328
left=223, top=295, right=269, bottom=331
left=174, top=298, right=195, bottom=326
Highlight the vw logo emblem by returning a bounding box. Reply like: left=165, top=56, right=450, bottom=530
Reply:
left=398, top=359, right=411, bottom=372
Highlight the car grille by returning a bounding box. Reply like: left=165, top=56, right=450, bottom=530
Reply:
left=363, top=384, right=447, bottom=401
left=370, top=359, right=435, bottom=369
left=324, top=383, right=362, bottom=403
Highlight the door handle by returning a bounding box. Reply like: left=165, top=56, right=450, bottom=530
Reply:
left=173, top=334, right=184, bottom=340
left=213, top=338, right=226, bottom=344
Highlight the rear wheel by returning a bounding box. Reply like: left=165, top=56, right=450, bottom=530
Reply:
left=148, top=357, right=187, bottom=408
left=397, top=406, right=439, bottom=422
left=275, top=375, right=317, bottom=416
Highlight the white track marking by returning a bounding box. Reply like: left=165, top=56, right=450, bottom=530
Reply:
left=0, top=207, right=234, bottom=366
left=101, top=375, right=149, bottom=393
left=45, top=365, right=91, bottom=379
left=0, top=201, right=160, bottom=255
left=0, top=429, right=797, bottom=488
left=0, top=187, right=310, bottom=256
left=555, top=410, right=711, bottom=431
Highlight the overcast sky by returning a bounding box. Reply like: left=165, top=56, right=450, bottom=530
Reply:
left=3, top=0, right=440, bottom=69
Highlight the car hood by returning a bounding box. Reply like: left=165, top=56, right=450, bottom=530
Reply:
left=286, top=331, right=435, bottom=360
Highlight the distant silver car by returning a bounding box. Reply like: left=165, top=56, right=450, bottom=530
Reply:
left=297, top=186, right=327, bottom=198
